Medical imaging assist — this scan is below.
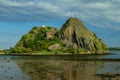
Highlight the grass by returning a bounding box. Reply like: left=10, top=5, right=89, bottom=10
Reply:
left=0, top=50, right=5, bottom=54
left=33, top=50, right=58, bottom=55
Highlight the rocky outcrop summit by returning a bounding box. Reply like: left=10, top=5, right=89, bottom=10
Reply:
left=61, top=17, right=109, bottom=54
left=9, top=17, right=109, bottom=54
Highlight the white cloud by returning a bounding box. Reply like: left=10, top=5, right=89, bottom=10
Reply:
left=0, top=0, right=120, bottom=30
left=84, top=2, right=112, bottom=9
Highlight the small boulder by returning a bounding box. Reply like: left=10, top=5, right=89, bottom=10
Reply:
left=48, top=44, right=61, bottom=51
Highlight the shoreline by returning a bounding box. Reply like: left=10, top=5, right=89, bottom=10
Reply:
left=0, top=53, right=120, bottom=61
left=0, top=53, right=110, bottom=56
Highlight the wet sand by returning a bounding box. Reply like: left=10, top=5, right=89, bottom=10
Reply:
left=0, top=60, right=30, bottom=80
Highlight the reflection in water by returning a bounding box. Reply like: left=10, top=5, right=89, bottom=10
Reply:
left=0, top=59, right=120, bottom=80
left=61, top=61, right=103, bottom=80
left=15, top=60, right=104, bottom=80
left=16, top=60, right=62, bottom=80
left=0, top=60, right=30, bottom=80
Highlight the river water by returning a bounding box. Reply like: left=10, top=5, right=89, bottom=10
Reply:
left=0, top=51, right=120, bottom=80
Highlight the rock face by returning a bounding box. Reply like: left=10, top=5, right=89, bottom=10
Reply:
left=61, top=17, right=109, bottom=54
left=46, top=29, right=57, bottom=39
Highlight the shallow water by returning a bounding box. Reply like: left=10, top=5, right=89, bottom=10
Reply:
left=0, top=51, right=120, bottom=80
left=0, top=60, right=30, bottom=80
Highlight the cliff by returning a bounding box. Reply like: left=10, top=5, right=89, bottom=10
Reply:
left=61, top=17, right=109, bottom=54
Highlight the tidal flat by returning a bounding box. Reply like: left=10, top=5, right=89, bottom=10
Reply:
left=0, top=51, right=120, bottom=80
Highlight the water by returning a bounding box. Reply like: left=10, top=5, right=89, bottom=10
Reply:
left=0, top=51, right=120, bottom=80
left=0, top=60, right=30, bottom=80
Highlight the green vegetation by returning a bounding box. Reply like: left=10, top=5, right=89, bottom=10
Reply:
left=0, top=49, right=5, bottom=54
left=9, top=26, right=61, bottom=54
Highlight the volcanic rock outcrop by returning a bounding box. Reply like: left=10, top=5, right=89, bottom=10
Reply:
left=60, top=17, right=109, bottom=54
left=10, top=17, right=109, bottom=54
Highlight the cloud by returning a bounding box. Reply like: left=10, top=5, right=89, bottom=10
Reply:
left=0, top=0, right=120, bottom=30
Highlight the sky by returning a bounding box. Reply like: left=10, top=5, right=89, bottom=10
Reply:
left=0, top=0, right=120, bottom=49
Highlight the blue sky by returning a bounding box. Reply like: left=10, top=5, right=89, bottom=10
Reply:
left=0, top=0, right=120, bottom=49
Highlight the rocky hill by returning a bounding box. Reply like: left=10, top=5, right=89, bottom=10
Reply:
left=9, top=17, right=109, bottom=54
left=61, top=17, right=109, bottom=54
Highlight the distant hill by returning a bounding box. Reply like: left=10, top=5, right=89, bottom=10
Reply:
left=109, top=47, right=120, bottom=51
left=9, top=17, right=109, bottom=54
